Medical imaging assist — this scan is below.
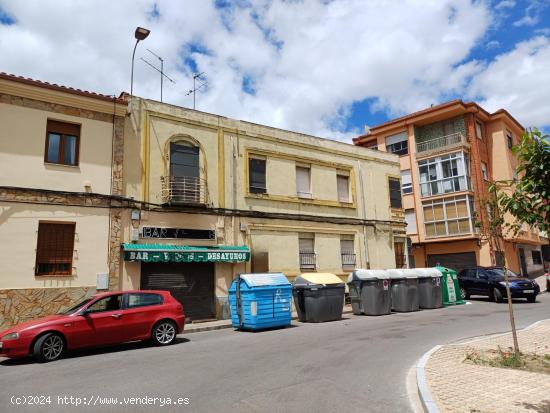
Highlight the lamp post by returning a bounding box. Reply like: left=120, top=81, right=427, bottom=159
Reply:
left=130, top=26, right=150, bottom=98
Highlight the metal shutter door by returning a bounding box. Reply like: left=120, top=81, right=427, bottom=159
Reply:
left=427, top=252, right=477, bottom=273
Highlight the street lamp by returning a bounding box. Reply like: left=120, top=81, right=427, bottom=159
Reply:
left=130, top=26, right=150, bottom=98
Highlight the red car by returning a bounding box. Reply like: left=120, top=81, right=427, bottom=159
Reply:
left=0, top=290, right=185, bottom=362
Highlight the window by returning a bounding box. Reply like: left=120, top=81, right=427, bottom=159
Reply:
left=385, top=132, right=408, bottom=155
left=296, top=166, right=311, bottom=198
left=366, top=143, right=378, bottom=150
left=169, top=143, right=201, bottom=203
left=87, top=295, right=123, bottom=313
left=35, top=222, right=75, bottom=276
left=506, top=131, right=513, bottom=149
left=418, top=152, right=469, bottom=197
left=340, top=238, right=356, bottom=267
left=475, top=121, right=483, bottom=139
left=394, top=242, right=406, bottom=268
left=249, top=158, right=266, bottom=194
left=423, top=195, right=473, bottom=237
left=388, top=177, right=402, bottom=208
left=532, top=250, right=542, bottom=265
left=405, top=209, right=417, bottom=234
left=45, top=120, right=80, bottom=166
left=337, top=174, right=350, bottom=202
left=127, top=293, right=163, bottom=308
left=299, top=235, right=315, bottom=269
left=481, top=162, right=488, bottom=181
left=401, top=170, right=412, bottom=194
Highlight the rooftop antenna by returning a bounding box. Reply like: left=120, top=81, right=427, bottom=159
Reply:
left=140, top=48, right=175, bottom=102
left=185, top=72, right=207, bottom=110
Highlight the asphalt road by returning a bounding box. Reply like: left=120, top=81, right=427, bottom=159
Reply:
left=1, top=294, right=549, bottom=413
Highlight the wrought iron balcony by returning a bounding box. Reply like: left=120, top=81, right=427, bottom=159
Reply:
left=161, top=176, right=207, bottom=205
left=299, top=252, right=316, bottom=269
left=341, top=252, right=357, bottom=267
left=416, top=133, right=466, bottom=154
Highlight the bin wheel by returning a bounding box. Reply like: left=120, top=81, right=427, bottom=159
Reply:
left=460, top=287, right=469, bottom=300
left=492, top=288, right=503, bottom=303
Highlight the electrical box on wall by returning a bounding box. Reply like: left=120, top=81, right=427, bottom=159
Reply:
left=240, top=223, right=247, bottom=232
left=96, top=273, right=109, bottom=290
left=130, top=228, right=140, bottom=241
left=131, top=210, right=140, bottom=221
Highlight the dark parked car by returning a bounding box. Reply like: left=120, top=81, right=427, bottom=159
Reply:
left=0, top=290, right=185, bottom=362
left=457, top=267, right=539, bottom=303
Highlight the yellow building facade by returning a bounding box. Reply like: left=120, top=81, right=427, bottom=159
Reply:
left=121, top=98, right=405, bottom=321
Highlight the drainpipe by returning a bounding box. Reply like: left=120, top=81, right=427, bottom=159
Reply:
left=357, top=160, right=370, bottom=267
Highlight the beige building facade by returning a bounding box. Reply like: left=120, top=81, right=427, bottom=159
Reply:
left=0, top=73, right=127, bottom=330
left=121, top=98, right=405, bottom=321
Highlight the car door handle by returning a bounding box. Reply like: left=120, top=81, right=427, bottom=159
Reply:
left=111, top=314, right=123, bottom=319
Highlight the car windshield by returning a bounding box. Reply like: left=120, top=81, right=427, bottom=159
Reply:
left=58, top=298, right=93, bottom=314
left=485, top=268, right=520, bottom=279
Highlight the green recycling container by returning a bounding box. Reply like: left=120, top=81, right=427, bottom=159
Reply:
left=435, top=266, right=465, bottom=306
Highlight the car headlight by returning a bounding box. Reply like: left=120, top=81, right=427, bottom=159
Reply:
left=1, top=332, right=19, bottom=341
left=499, top=281, right=515, bottom=287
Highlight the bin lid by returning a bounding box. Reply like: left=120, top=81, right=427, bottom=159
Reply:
left=434, top=265, right=456, bottom=275
left=416, top=268, right=443, bottom=278
left=295, top=273, right=344, bottom=286
left=238, top=273, right=291, bottom=287
left=387, top=269, right=417, bottom=279
left=348, top=269, right=389, bottom=282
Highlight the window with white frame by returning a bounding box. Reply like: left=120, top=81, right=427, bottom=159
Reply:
left=418, top=152, right=469, bottom=197
left=299, top=235, right=315, bottom=269
left=337, top=173, right=350, bottom=202
left=385, top=132, right=408, bottom=155
left=340, top=237, right=356, bottom=267
left=423, top=195, right=473, bottom=237
left=475, top=121, right=483, bottom=139
left=401, top=170, right=412, bottom=194
left=296, top=165, right=311, bottom=198
left=405, top=209, right=417, bottom=234
left=481, top=162, right=488, bottom=180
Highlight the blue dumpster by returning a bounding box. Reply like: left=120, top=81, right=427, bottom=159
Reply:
left=229, top=273, right=292, bottom=330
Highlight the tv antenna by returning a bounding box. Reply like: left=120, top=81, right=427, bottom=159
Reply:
left=185, top=72, right=207, bottom=110
left=140, top=48, right=175, bottom=102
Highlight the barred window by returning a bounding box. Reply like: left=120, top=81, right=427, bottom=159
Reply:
left=35, top=222, right=75, bottom=276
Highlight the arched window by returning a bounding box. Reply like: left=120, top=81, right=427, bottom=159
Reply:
left=169, top=142, right=201, bottom=203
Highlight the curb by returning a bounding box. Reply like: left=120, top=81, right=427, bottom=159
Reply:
left=416, top=345, right=442, bottom=413
left=183, top=307, right=355, bottom=334
left=414, top=318, right=550, bottom=413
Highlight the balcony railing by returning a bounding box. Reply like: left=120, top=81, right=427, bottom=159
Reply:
left=161, top=176, right=207, bottom=205
left=299, top=252, right=316, bottom=269
left=341, top=252, right=356, bottom=267
left=416, top=133, right=465, bottom=154
left=420, top=176, right=470, bottom=197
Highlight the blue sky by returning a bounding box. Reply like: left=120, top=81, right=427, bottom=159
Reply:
left=0, top=0, right=549, bottom=141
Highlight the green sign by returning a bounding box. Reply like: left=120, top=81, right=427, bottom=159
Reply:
left=124, top=250, right=250, bottom=263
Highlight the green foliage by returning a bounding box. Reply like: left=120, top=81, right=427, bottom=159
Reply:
left=488, top=128, right=550, bottom=235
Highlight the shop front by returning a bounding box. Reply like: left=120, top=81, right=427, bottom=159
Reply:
left=122, top=244, right=250, bottom=321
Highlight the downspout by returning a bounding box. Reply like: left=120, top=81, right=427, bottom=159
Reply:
left=357, top=160, right=370, bottom=267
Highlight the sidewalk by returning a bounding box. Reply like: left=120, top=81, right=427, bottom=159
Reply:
left=184, top=304, right=354, bottom=333
left=421, top=319, right=550, bottom=413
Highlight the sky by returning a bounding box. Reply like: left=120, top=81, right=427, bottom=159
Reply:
left=0, top=0, right=549, bottom=142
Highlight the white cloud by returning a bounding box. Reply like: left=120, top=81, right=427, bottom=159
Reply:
left=513, top=0, right=548, bottom=27
left=467, top=36, right=550, bottom=128
left=486, top=40, right=500, bottom=49
left=494, top=0, right=515, bottom=10
left=3, top=0, right=545, bottom=143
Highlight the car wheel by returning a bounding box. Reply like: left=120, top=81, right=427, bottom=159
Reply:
left=33, top=333, right=64, bottom=362
left=527, top=294, right=536, bottom=303
left=492, top=288, right=503, bottom=303
left=151, top=320, right=177, bottom=346
left=460, top=287, right=470, bottom=300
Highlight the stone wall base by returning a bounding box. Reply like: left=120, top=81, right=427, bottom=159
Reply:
left=0, top=287, right=95, bottom=331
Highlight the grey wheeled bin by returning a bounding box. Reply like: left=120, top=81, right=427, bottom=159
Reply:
left=347, top=269, right=391, bottom=316
left=293, top=273, right=345, bottom=322
left=387, top=269, right=419, bottom=312
left=416, top=268, right=443, bottom=309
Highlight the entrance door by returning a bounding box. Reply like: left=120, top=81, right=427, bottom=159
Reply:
left=427, top=252, right=476, bottom=273
left=141, top=262, right=215, bottom=321
left=518, top=248, right=528, bottom=276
